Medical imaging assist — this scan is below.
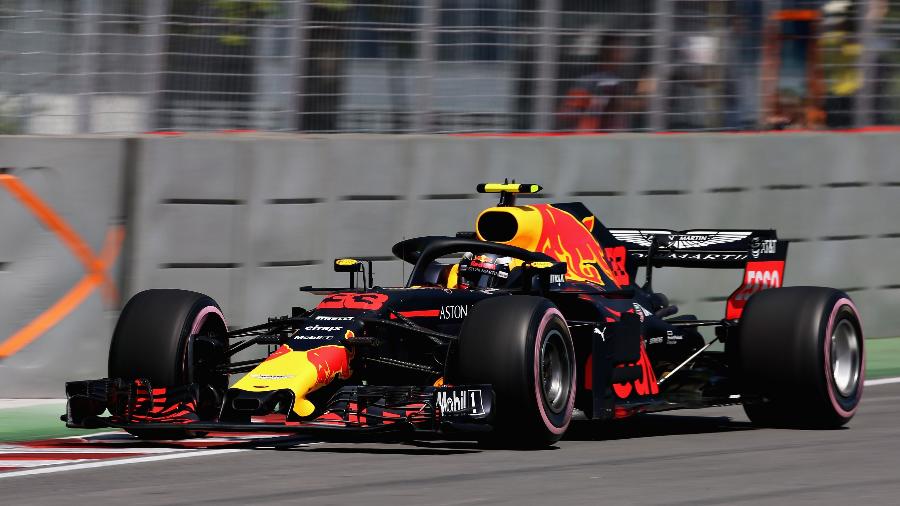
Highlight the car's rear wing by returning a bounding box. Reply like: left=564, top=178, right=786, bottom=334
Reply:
left=607, top=229, right=789, bottom=319
left=607, top=229, right=788, bottom=269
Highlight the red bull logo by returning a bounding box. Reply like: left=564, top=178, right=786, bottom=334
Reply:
left=470, top=255, right=497, bottom=270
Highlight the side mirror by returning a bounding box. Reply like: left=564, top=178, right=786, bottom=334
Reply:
left=334, top=258, right=364, bottom=273
left=522, top=261, right=567, bottom=294
left=334, top=258, right=373, bottom=289
left=528, top=261, right=567, bottom=275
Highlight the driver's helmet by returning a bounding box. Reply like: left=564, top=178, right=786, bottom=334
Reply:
left=457, top=253, right=512, bottom=289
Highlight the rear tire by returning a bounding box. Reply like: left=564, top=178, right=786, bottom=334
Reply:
left=455, top=296, right=576, bottom=447
left=737, top=286, right=864, bottom=428
left=108, top=289, right=228, bottom=439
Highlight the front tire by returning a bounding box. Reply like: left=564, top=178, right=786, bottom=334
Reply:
left=455, top=296, right=576, bottom=447
left=108, top=289, right=228, bottom=439
left=737, top=286, right=864, bottom=428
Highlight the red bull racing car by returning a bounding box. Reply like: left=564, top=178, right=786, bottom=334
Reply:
left=65, top=183, right=864, bottom=446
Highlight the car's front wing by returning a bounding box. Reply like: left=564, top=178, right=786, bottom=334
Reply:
left=63, top=378, right=494, bottom=437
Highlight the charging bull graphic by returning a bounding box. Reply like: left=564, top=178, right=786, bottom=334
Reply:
left=232, top=344, right=351, bottom=417
left=533, top=204, right=619, bottom=288
left=476, top=203, right=620, bottom=288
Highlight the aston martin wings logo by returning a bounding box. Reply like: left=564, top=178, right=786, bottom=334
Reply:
left=611, top=230, right=753, bottom=249
left=609, top=230, right=672, bottom=248
left=669, top=231, right=754, bottom=249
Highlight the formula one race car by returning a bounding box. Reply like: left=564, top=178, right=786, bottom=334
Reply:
left=65, top=183, right=864, bottom=446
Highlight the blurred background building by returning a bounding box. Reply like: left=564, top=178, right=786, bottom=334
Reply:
left=0, top=0, right=898, bottom=134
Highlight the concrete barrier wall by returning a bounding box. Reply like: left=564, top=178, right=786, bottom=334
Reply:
left=1, top=132, right=898, bottom=396
left=0, top=137, right=125, bottom=396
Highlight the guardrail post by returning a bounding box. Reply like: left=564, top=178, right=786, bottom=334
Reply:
left=144, top=0, right=169, bottom=132
left=649, top=0, right=673, bottom=132
left=855, top=0, right=877, bottom=128
left=77, top=0, right=100, bottom=133
left=534, top=0, right=560, bottom=132
left=15, top=0, right=40, bottom=134
left=288, top=0, right=310, bottom=131
left=414, top=0, right=439, bottom=133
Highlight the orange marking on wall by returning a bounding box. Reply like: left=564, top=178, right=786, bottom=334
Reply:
left=0, top=174, right=118, bottom=304
left=98, top=223, right=124, bottom=267
left=0, top=225, right=123, bottom=359
left=0, top=173, right=124, bottom=358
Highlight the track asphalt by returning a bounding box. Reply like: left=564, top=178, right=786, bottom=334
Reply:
left=0, top=383, right=897, bottom=504
left=1, top=337, right=898, bottom=503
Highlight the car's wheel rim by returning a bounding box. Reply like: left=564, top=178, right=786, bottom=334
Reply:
left=831, top=318, right=861, bottom=397
left=540, top=329, right=571, bottom=414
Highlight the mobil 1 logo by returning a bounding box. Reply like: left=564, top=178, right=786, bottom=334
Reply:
left=434, top=386, right=490, bottom=417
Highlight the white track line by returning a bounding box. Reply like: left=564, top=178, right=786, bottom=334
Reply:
left=0, top=448, right=245, bottom=479
left=65, top=431, right=126, bottom=439
left=864, top=377, right=900, bottom=386
left=0, top=459, right=94, bottom=467
left=0, top=446, right=184, bottom=454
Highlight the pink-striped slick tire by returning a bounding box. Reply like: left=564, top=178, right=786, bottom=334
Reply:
left=736, top=286, right=864, bottom=428
left=108, top=289, right=229, bottom=439
left=455, top=296, right=576, bottom=447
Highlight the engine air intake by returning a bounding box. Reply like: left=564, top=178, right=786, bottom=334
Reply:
left=476, top=211, right=519, bottom=242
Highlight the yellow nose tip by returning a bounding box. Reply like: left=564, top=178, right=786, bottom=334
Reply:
left=293, top=397, right=316, bottom=417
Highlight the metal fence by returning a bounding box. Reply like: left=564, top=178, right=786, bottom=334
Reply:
left=1, top=0, right=899, bottom=134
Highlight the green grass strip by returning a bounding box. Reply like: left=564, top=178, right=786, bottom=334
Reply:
left=866, top=336, right=900, bottom=380
left=0, top=403, right=105, bottom=443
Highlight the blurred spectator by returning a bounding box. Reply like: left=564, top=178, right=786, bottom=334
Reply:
left=862, top=0, right=893, bottom=125
left=821, top=0, right=862, bottom=127
left=667, top=34, right=719, bottom=130
left=555, top=34, right=651, bottom=132
left=766, top=89, right=825, bottom=129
